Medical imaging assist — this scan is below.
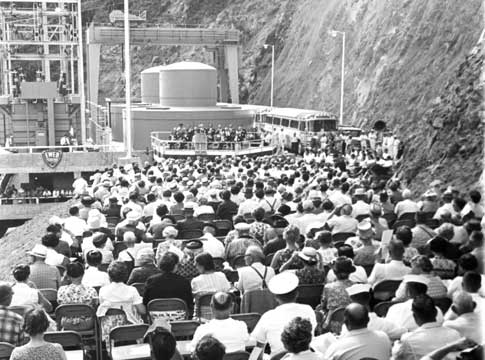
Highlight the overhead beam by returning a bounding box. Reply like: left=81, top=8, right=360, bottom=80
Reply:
left=0, top=40, right=78, bottom=46
left=8, top=54, right=77, bottom=60
left=87, top=25, right=239, bottom=46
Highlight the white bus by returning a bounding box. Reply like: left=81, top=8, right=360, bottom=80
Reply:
left=257, top=107, right=338, bottom=149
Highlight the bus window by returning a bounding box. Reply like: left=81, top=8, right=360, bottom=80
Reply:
left=312, top=120, right=322, bottom=132
left=323, top=119, right=337, bottom=131
left=273, top=117, right=281, bottom=126
left=299, top=121, right=306, bottom=131
left=281, top=118, right=289, bottom=127
left=290, top=120, right=299, bottom=129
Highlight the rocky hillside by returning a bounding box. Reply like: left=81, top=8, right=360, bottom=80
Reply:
left=87, top=0, right=483, bottom=191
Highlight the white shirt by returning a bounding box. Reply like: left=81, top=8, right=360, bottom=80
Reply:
left=328, top=191, right=352, bottom=208
left=351, top=200, right=371, bottom=218
left=72, top=177, right=88, bottom=195
left=11, top=283, right=39, bottom=307
left=194, top=205, right=215, bottom=217
left=191, top=272, right=231, bottom=295
left=368, top=260, right=411, bottom=286
left=251, top=302, right=317, bottom=355
left=63, top=216, right=89, bottom=237
left=394, top=199, right=420, bottom=218
left=236, top=263, right=275, bottom=294
left=190, top=318, right=249, bottom=353
left=82, top=267, right=110, bottom=288
left=327, top=215, right=358, bottom=235
left=341, top=312, right=406, bottom=341
left=324, top=328, right=391, bottom=360
left=443, top=312, right=483, bottom=343
left=392, top=322, right=461, bottom=360
left=237, top=199, right=260, bottom=216
left=461, top=202, right=484, bottom=218
left=97, top=282, right=143, bottom=323
left=45, top=248, right=65, bottom=267
left=385, top=299, right=444, bottom=331
left=200, top=234, right=225, bottom=258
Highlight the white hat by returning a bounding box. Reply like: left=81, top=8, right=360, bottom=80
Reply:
left=184, top=202, right=196, bottom=210
left=234, top=222, right=250, bottom=231
left=302, top=200, right=314, bottom=211
left=357, top=220, right=372, bottom=232
left=298, top=247, right=318, bottom=262
left=87, top=217, right=101, bottom=229
left=308, top=190, right=321, bottom=199
left=49, top=216, right=64, bottom=226
left=268, top=272, right=299, bottom=295
left=126, top=211, right=141, bottom=221
left=403, top=274, right=429, bottom=286
left=28, top=244, right=47, bottom=258
left=346, top=283, right=371, bottom=296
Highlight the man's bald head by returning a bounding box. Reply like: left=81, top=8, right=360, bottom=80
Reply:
left=245, top=245, right=264, bottom=265
left=452, top=291, right=476, bottom=315
left=344, top=303, right=369, bottom=330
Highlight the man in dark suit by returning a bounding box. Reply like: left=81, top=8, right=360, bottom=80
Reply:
left=177, top=203, right=204, bottom=236
left=143, top=252, right=194, bottom=317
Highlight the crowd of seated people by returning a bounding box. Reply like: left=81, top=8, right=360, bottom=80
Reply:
left=0, top=137, right=483, bottom=360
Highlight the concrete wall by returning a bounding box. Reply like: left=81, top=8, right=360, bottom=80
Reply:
left=110, top=105, right=254, bottom=150
left=0, top=151, right=129, bottom=174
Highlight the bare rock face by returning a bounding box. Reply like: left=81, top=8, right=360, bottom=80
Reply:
left=90, top=0, right=483, bottom=191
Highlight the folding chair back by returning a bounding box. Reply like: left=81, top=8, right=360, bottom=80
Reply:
left=296, top=284, right=324, bottom=308
left=373, top=280, right=402, bottom=301
left=109, top=324, right=149, bottom=356
left=223, top=351, right=250, bottom=360
left=55, top=304, right=97, bottom=334
left=398, top=212, right=416, bottom=221
left=113, top=241, right=128, bottom=259
left=434, top=297, right=452, bottom=314
left=45, top=331, right=85, bottom=360
left=147, top=298, right=188, bottom=323
left=195, top=292, right=215, bottom=320
left=197, top=213, right=215, bottom=222
left=170, top=320, right=200, bottom=340
left=356, top=214, right=370, bottom=222
left=232, top=255, right=246, bottom=269
left=132, top=282, right=146, bottom=297
left=39, top=288, right=58, bottom=312
left=172, top=214, right=185, bottom=222
left=179, top=229, right=203, bottom=239
left=229, top=313, right=261, bottom=333
left=382, top=213, right=397, bottom=228
left=325, top=307, right=345, bottom=335
left=331, top=232, right=355, bottom=243
left=392, top=219, right=415, bottom=231
left=373, top=301, right=395, bottom=317
left=214, top=220, right=233, bottom=236
left=264, top=253, right=275, bottom=266
left=0, top=342, right=14, bottom=360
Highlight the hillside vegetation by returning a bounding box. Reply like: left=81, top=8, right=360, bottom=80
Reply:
left=86, top=0, right=483, bottom=191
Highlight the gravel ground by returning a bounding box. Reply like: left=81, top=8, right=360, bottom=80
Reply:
left=0, top=200, right=75, bottom=282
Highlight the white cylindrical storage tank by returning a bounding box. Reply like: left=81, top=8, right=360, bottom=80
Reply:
left=141, top=65, right=165, bottom=104
left=159, top=62, right=217, bottom=107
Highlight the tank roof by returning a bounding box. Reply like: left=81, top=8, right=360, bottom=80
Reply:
left=163, top=61, right=216, bottom=71
left=141, top=65, right=167, bottom=74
